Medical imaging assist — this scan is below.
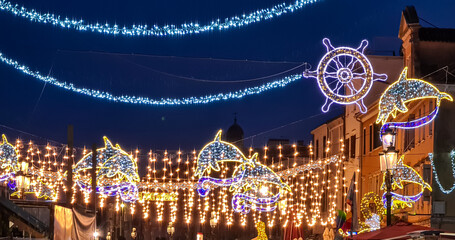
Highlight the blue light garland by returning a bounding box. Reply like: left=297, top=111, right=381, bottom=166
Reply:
left=0, top=52, right=303, bottom=106
left=429, top=151, right=455, bottom=194
left=0, top=0, right=318, bottom=37
left=379, top=107, right=439, bottom=140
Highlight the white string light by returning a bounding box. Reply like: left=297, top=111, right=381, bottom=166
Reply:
left=0, top=51, right=303, bottom=106
left=429, top=151, right=455, bottom=194
left=0, top=0, right=319, bottom=37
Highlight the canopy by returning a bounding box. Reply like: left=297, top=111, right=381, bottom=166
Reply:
left=351, top=222, right=436, bottom=240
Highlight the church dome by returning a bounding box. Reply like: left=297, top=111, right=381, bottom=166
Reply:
left=226, top=117, right=244, bottom=149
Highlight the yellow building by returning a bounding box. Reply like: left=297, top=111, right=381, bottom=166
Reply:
left=358, top=6, right=455, bottom=230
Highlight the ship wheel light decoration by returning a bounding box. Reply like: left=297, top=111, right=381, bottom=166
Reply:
left=304, top=38, right=388, bottom=113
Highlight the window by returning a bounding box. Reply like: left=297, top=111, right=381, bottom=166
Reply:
left=404, top=114, right=415, bottom=152
left=323, top=136, right=327, bottom=158
left=369, top=125, right=373, bottom=152
left=350, top=135, right=356, bottom=158
left=345, top=138, right=349, bottom=159
left=316, top=140, right=319, bottom=159
left=417, top=109, right=422, bottom=142
left=373, top=124, right=381, bottom=149
left=363, top=128, right=366, bottom=155
left=422, top=105, right=425, bottom=140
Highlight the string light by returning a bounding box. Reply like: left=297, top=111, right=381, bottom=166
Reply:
left=303, top=38, right=387, bottom=113
left=0, top=52, right=303, bottom=106
left=0, top=0, right=319, bottom=37
left=429, top=151, right=455, bottom=194
left=1, top=132, right=349, bottom=228
left=376, top=67, right=453, bottom=124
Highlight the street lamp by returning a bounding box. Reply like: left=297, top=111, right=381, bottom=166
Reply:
left=131, top=228, right=137, bottom=240
left=167, top=223, right=175, bottom=240
left=381, top=128, right=396, bottom=151
left=379, top=128, right=398, bottom=226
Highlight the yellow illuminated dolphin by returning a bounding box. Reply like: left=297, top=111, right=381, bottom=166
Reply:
left=376, top=67, right=452, bottom=124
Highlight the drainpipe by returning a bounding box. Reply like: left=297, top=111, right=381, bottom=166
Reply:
left=355, top=114, right=363, bottom=207
left=342, top=113, right=346, bottom=212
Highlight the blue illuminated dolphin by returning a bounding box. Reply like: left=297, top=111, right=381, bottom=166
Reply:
left=195, top=130, right=246, bottom=177
left=376, top=67, right=453, bottom=124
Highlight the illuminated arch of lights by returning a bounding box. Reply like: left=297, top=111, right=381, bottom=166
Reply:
left=0, top=0, right=319, bottom=37
left=303, top=38, right=388, bottom=113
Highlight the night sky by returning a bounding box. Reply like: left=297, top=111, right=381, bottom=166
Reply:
left=1, top=0, right=455, bottom=151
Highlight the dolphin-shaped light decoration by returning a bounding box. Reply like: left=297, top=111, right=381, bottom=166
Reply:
left=381, top=155, right=431, bottom=208
left=381, top=156, right=431, bottom=191
left=230, top=153, right=291, bottom=193
left=195, top=130, right=246, bottom=177
left=376, top=67, right=453, bottom=124
left=0, top=134, right=19, bottom=178
left=73, top=137, right=140, bottom=202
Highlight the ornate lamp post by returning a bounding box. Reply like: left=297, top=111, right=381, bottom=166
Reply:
left=131, top=228, right=137, bottom=240
left=379, top=128, right=398, bottom=226
left=167, top=223, right=175, bottom=240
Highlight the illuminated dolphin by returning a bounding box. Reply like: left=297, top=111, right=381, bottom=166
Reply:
left=230, top=153, right=291, bottom=193
left=381, top=156, right=431, bottom=208
left=381, top=156, right=431, bottom=191
left=74, top=136, right=140, bottom=183
left=195, top=130, right=246, bottom=177
left=0, top=134, right=19, bottom=177
left=73, top=137, right=140, bottom=201
left=376, top=67, right=453, bottom=124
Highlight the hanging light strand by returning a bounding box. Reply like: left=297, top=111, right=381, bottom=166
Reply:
left=0, top=0, right=319, bottom=37
left=0, top=51, right=303, bottom=106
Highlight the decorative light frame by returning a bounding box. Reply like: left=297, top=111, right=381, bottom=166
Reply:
left=380, top=156, right=431, bottom=209
left=303, top=38, right=387, bottom=113
left=376, top=67, right=453, bottom=124
left=73, top=136, right=140, bottom=202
